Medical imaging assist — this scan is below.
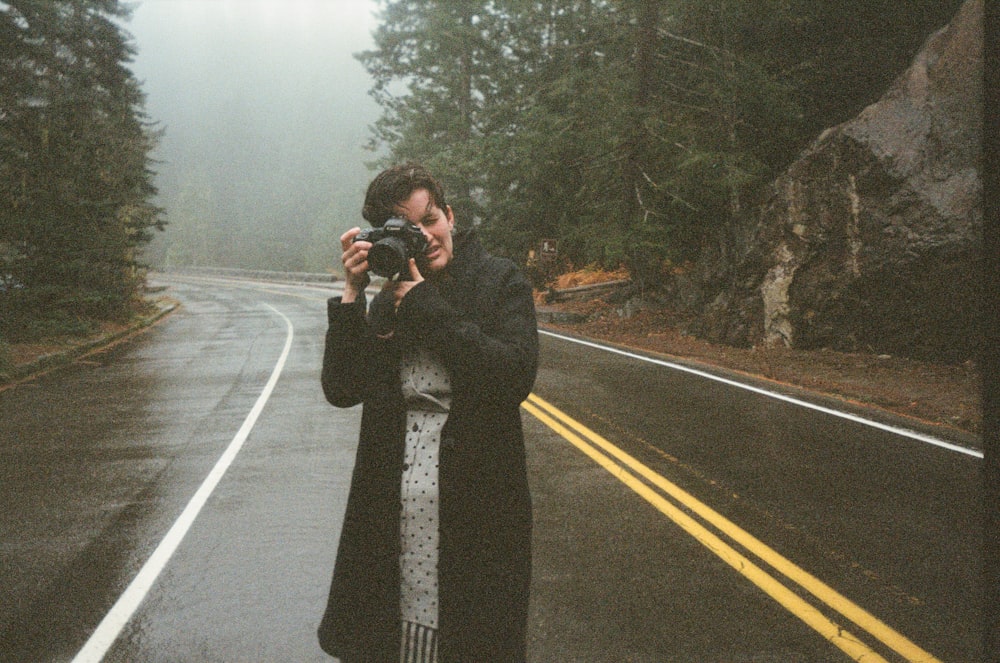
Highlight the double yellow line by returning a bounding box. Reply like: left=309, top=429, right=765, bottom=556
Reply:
left=522, top=393, right=941, bottom=663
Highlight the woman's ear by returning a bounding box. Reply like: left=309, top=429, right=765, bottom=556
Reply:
left=445, top=204, right=455, bottom=229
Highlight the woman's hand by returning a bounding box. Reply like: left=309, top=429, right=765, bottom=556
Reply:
left=385, top=258, right=424, bottom=308
left=340, top=227, right=371, bottom=303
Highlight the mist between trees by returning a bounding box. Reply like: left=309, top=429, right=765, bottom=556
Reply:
left=0, top=0, right=964, bottom=346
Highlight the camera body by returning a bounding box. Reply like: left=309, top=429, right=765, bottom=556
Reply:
left=354, top=217, right=429, bottom=279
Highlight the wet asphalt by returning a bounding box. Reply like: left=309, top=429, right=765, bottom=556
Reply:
left=0, top=275, right=982, bottom=662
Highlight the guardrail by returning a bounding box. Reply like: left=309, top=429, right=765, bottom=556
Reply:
left=154, top=267, right=631, bottom=306
left=545, top=278, right=631, bottom=303
left=154, top=266, right=340, bottom=285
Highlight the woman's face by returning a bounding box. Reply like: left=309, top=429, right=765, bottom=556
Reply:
left=394, top=188, right=454, bottom=274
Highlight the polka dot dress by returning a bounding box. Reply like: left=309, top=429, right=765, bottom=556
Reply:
left=399, top=348, right=450, bottom=663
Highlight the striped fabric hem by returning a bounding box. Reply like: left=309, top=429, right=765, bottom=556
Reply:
left=400, top=620, right=438, bottom=663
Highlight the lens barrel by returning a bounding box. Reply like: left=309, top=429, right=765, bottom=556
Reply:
left=367, top=237, right=408, bottom=278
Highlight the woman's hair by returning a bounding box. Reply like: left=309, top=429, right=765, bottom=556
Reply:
left=361, top=162, right=449, bottom=226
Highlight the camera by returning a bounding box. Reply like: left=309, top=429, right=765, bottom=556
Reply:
left=353, top=217, right=429, bottom=279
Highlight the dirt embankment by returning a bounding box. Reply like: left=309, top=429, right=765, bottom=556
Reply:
left=537, top=295, right=980, bottom=441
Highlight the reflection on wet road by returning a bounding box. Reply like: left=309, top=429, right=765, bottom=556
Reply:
left=0, top=275, right=982, bottom=662
left=1, top=277, right=353, bottom=661
left=74, top=304, right=294, bottom=662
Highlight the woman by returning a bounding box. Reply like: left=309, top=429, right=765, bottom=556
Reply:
left=318, top=163, right=539, bottom=662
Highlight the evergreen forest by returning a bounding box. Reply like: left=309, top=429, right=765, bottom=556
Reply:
left=359, top=0, right=962, bottom=286
left=0, top=0, right=162, bottom=343
left=0, top=0, right=966, bottom=349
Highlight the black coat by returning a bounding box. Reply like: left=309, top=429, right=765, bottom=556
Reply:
left=318, top=231, right=539, bottom=662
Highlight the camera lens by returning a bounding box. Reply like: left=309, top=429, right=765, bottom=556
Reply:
left=367, top=237, right=408, bottom=278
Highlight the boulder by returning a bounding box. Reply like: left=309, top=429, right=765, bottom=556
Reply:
left=698, top=0, right=982, bottom=363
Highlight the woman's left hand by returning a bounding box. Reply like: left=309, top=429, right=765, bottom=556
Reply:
left=386, top=258, right=424, bottom=307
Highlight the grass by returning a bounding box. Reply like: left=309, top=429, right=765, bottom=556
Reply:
left=0, top=339, right=12, bottom=380
left=0, top=296, right=177, bottom=386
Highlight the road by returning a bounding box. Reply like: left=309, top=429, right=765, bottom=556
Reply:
left=0, top=275, right=982, bottom=662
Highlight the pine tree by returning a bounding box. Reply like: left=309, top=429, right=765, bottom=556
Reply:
left=0, top=0, right=162, bottom=339
left=358, top=0, right=966, bottom=282
left=358, top=0, right=492, bottom=221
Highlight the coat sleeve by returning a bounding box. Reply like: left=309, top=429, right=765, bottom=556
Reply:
left=395, top=261, right=538, bottom=408
left=321, top=296, right=377, bottom=408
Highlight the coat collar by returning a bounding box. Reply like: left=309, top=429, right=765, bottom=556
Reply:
left=428, top=226, right=482, bottom=285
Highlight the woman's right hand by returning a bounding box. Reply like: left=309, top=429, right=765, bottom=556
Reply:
left=340, top=227, right=371, bottom=303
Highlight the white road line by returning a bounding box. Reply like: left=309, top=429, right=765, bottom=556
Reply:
left=539, top=329, right=983, bottom=460
left=72, top=304, right=295, bottom=662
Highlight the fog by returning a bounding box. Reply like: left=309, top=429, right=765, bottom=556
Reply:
left=125, top=0, right=382, bottom=272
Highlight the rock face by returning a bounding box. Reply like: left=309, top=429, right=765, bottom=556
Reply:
left=696, top=0, right=982, bottom=363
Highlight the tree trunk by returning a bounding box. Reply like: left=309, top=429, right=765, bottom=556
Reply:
left=623, top=0, right=659, bottom=223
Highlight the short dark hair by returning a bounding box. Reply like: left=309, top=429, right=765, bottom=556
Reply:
left=362, top=162, right=449, bottom=227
